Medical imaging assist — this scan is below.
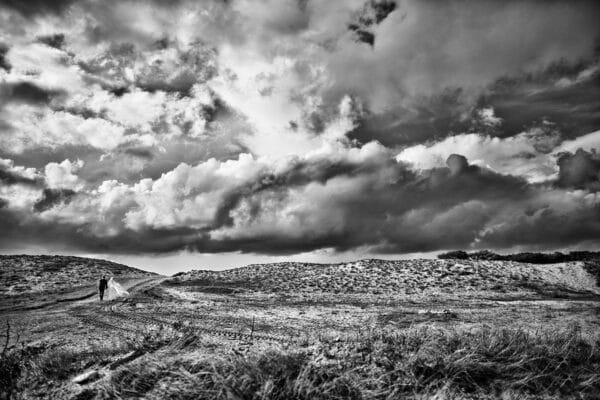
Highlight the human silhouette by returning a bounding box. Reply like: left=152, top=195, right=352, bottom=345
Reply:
left=98, top=276, right=108, bottom=300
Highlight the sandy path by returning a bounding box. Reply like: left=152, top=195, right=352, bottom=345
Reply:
left=75, top=276, right=167, bottom=305
left=4, top=276, right=168, bottom=313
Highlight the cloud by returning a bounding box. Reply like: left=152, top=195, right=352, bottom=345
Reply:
left=44, top=159, right=84, bottom=190
left=0, top=0, right=599, bottom=257
left=348, top=0, right=397, bottom=46
left=325, top=0, right=600, bottom=111
left=475, top=190, right=600, bottom=251
left=482, top=60, right=600, bottom=140
left=0, top=43, right=10, bottom=71
left=76, top=40, right=218, bottom=96
left=0, top=105, right=134, bottom=153
left=123, top=147, right=153, bottom=160
left=0, top=144, right=550, bottom=253
left=0, top=0, right=77, bottom=17
left=33, top=188, right=75, bottom=212
left=0, top=158, right=41, bottom=186
left=36, top=33, right=65, bottom=49
left=0, top=158, right=44, bottom=211
left=0, top=140, right=599, bottom=255
left=0, top=81, right=66, bottom=105
left=556, top=149, right=600, bottom=191
left=395, top=126, right=561, bottom=183
left=556, top=130, right=600, bottom=154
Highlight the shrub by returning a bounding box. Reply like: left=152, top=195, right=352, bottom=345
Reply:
left=438, top=251, right=470, bottom=260
left=0, top=348, right=23, bottom=399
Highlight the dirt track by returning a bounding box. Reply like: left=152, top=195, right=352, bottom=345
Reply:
left=75, top=277, right=167, bottom=305
left=67, top=277, right=292, bottom=345
left=5, top=268, right=600, bottom=357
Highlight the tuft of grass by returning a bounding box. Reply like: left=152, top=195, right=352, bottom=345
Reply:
left=98, top=324, right=599, bottom=399
left=7, top=323, right=598, bottom=399
left=30, top=344, right=129, bottom=382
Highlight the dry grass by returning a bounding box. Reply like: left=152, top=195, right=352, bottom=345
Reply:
left=169, top=259, right=600, bottom=298
left=3, top=257, right=599, bottom=399
left=16, top=324, right=593, bottom=400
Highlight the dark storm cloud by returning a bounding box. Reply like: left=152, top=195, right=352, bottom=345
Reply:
left=136, top=76, right=195, bottom=97
left=0, top=165, right=40, bottom=186
left=556, top=149, right=600, bottom=191
left=0, top=148, right=598, bottom=255
left=346, top=54, right=600, bottom=148
left=0, top=0, right=78, bottom=16
left=211, top=154, right=405, bottom=229
left=108, top=87, right=129, bottom=97
left=36, top=33, right=66, bottom=49
left=0, top=204, right=203, bottom=253
left=348, top=88, right=471, bottom=147
left=328, top=0, right=600, bottom=148
left=476, top=204, right=600, bottom=251
left=1, top=81, right=66, bottom=105
left=2, top=154, right=528, bottom=254
left=482, top=61, right=600, bottom=140
left=347, top=57, right=600, bottom=148
left=33, top=188, right=76, bottom=212
left=123, top=148, right=154, bottom=160
left=53, top=106, right=105, bottom=120
left=348, top=0, right=396, bottom=47
left=200, top=155, right=534, bottom=255
left=0, top=43, right=10, bottom=71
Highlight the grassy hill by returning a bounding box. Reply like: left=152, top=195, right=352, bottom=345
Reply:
left=0, top=254, right=155, bottom=298
left=1, top=255, right=599, bottom=399
left=169, top=258, right=600, bottom=298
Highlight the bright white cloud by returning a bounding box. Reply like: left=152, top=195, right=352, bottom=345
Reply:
left=557, top=130, right=600, bottom=154
left=396, top=131, right=558, bottom=182
left=0, top=105, right=138, bottom=152
left=44, top=159, right=84, bottom=190
left=0, top=158, right=39, bottom=181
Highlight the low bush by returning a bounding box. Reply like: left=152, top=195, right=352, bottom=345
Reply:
left=0, top=348, right=24, bottom=399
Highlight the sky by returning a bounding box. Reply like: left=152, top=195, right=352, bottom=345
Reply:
left=1, top=0, right=600, bottom=273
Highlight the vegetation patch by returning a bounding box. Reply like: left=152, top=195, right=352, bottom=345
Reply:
left=13, top=324, right=595, bottom=400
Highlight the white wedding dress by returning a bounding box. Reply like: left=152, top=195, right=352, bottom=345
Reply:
left=106, top=277, right=129, bottom=300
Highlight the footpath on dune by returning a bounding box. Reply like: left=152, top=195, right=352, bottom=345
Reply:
left=0, top=254, right=159, bottom=313
left=69, top=276, right=289, bottom=345
left=0, top=276, right=166, bottom=313
left=74, top=276, right=167, bottom=305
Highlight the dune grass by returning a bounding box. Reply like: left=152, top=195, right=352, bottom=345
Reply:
left=96, top=324, right=600, bottom=399
left=4, top=323, right=598, bottom=399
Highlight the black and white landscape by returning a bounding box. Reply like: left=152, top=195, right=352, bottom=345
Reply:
left=1, top=1, right=599, bottom=399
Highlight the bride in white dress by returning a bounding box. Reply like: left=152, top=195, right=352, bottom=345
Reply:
left=105, top=277, right=129, bottom=300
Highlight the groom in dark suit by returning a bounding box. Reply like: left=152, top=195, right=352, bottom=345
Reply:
left=98, top=276, right=108, bottom=300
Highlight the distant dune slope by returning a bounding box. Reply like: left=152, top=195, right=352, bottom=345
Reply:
left=169, top=259, right=600, bottom=296
left=0, top=255, right=155, bottom=297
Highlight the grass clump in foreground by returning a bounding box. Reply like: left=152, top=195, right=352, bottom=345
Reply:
left=99, top=324, right=599, bottom=400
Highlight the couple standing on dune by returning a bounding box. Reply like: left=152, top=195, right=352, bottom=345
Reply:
left=98, top=275, right=129, bottom=301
